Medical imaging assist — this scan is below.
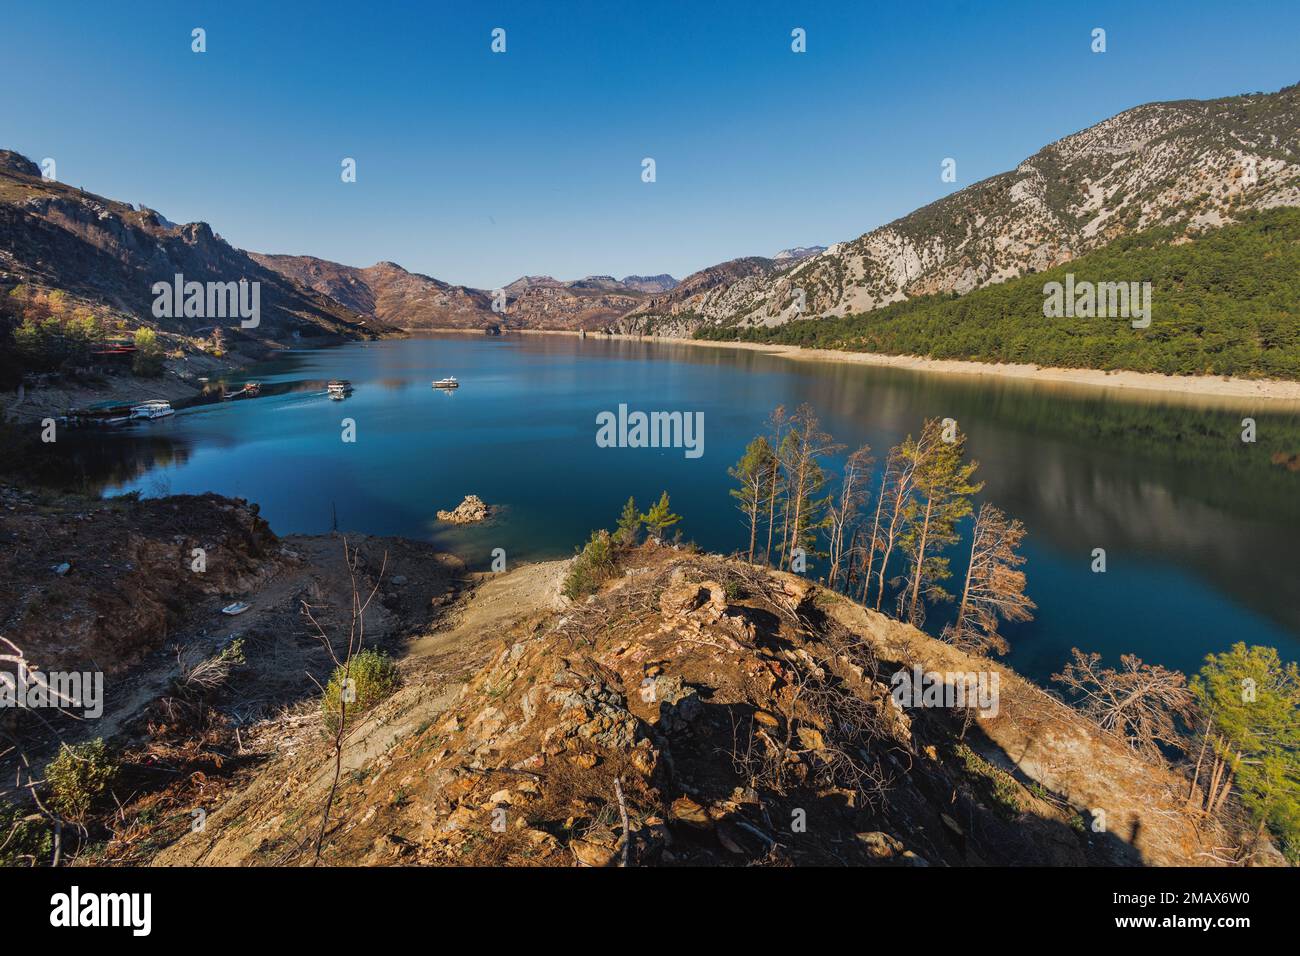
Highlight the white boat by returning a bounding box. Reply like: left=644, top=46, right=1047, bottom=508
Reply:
left=327, top=380, right=353, bottom=399
left=221, top=601, right=250, bottom=616
left=432, top=376, right=459, bottom=389
left=130, top=400, right=175, bottom=419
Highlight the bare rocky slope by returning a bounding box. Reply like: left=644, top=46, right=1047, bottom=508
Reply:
left=619, top=83, right=1300, bottom=337
left=148, top=545, right=1251, bottom=868
left=0, top=482, right=1271, bottom=868
left=0, top=152, right=379, bottom=347
left=250, top=257, right=681, bottom=332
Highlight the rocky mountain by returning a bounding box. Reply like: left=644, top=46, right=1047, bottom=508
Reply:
left=247, top=262, right=679, bottom=332
left=249, top=254, right=495, bottom=331
left=773, top=245, right=826, bottom=262
left=612, top=256, right=789, bottom=335
left=623, top=83, right=1300, bottom=336
left=620, top=273, right=678, bottom=293
left=0, top=151, right=377, bottom=345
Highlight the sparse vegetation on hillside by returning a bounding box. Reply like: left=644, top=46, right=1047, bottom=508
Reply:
left=45, top=739, right=119, bottom=822
left=322, top=649, right=400, bottom=731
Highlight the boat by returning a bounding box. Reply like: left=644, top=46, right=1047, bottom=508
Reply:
left=66, top=400, right=136, bottom=426
left=432, top=377, right=460, bottom=389
left=327, top=380, right=353, bottom=399
left=130, top=400, right=175, bottom=420
left=221, top=602, right=251, bottom=616
left=222, top=382, right=261, bottom=401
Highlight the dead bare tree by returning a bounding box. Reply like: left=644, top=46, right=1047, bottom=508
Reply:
left=945, top=503, right=1035, bottom=656
left=299, top=538, right=387, bottom=865
left=869, top=440, right=925, bottom=612
left=762, top=406, right=789, bottom=567
left=1052, top=649, right=1194, bottom=761
left=826, top=443, right=873, bottom=591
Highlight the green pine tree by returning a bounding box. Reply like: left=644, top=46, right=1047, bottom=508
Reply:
left=615, top=495, right=641, bottom=545
left=1190, top=643, right=1300, bottom=859
left=639, top=491, right=681, bottom=540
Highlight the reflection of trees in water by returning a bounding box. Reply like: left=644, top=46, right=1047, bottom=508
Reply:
left=31, top=432, right=192, bottom=494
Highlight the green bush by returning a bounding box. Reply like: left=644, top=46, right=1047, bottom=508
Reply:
left=562, top=529, right=617, bottom=600
left=697, top=208, right=1300, bottom=381
left=322, top=649, right=400, bottom=731
left=0, top=802, right=53, bottom=866
left=131, top=327, right=164, bottom=377
left=45, top=739, right=118, bottom=821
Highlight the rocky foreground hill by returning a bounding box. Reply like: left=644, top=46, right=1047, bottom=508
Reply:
left=0, top=485, right=1266, bottom=868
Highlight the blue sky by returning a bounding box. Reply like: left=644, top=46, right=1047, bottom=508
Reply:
left=4, top=0, right=1297, bottom=289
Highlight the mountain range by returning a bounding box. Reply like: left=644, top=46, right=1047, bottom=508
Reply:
left=3, top=83, right=1298, bottom=345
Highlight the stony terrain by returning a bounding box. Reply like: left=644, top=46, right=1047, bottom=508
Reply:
left=0, top=482, right=1272, bottom=868
left=145, top=545, right=1245, bottom=868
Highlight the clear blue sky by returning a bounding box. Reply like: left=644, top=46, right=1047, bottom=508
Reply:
left=4, top=0, right=1297, bottom=289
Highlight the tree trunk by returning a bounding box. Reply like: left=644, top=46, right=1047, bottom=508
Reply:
left=907, top=496, right=934, bottom=621
left=953, top=524, right=978, bottom=640
left=861, top=484, right=886, bottom=604
left=763, top=460, right=779, bottom=566
left=1188, top=717, right=1213, bottom=807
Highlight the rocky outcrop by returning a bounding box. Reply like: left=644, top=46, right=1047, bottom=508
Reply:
left=436, top=494, right=490, bottom=524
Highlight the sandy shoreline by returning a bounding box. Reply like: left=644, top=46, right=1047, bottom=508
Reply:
left=417, top=327, right=1300, bottom=406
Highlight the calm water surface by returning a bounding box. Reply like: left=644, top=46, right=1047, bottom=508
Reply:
left=54, top=334, right=1300, bottom=684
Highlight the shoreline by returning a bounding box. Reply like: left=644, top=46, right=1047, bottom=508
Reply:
left=414, top=326, right=1300, bottom=406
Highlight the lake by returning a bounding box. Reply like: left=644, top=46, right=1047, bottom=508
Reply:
left=52, top=333, right=1300, bottom=685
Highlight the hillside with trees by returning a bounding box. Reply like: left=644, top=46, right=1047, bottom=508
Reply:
left=698, top=209, right=1300, bottom=380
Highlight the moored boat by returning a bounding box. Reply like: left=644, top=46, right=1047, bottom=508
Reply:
left=432, top=376, right=459, bottom=389
left=223, top=382, right=262, bottom=400
left=130, top=400, right=175, bottom=420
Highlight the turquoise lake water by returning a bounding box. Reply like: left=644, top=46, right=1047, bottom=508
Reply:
left=53, top=333, right=1300, bottom=685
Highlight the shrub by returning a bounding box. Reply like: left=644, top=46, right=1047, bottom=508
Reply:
left=322, top=649, right=400, bottom=731
left=0, top=802, right=53, bottom=866
left=562, top=529, right=616, bottom=600
left=131, top=327, right=164, bottom=377
left=45, top=739, right=118, bottom=821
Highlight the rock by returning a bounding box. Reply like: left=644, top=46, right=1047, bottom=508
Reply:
left=571, top=837, right=619, bottom=867
left=390, top=574, right=408, bottom=586
left=630, top=744, right=658, bottom=777
left=753, top=710, right=780, bottom=728
left=52, top=562, right=71, bottom=576
left=796, top=726, right=826, bottom=751
left=658, top=579, right=726, bottom=620
left=568, top=752, right=598, bottom=770
left=436, top=495, right=491, bottom=524
left=855, top=831, right=905, bottom=860
left=670, top=796, right=711, bottom=826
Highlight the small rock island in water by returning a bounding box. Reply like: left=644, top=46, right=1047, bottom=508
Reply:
left=436, top=494, right=491, bottom=524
